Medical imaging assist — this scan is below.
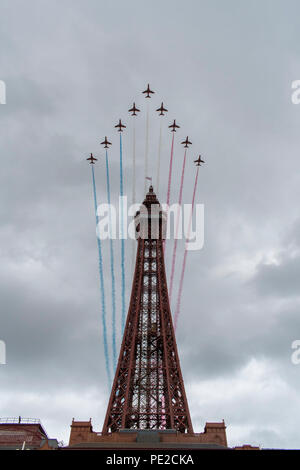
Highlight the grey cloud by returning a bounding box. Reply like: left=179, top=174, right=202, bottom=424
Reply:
left=252, top=256, right=300, bottom=298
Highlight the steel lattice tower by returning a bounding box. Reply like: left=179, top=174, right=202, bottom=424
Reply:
left=102, top=186, right=193, bottom=434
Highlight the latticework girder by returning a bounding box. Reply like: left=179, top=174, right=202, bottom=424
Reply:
left=102, top=187, right=193, bottom=434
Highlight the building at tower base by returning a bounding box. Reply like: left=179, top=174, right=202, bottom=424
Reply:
left=67, top=419, right=228, bottom=450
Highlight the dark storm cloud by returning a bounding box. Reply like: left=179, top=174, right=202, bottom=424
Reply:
left=1, top=0, right=300, bottom=448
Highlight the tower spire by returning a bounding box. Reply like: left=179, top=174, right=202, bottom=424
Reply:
left=102, top=186, right=193, bottom=433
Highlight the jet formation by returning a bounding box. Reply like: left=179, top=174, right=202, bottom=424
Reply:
left=88, top=84, right=205, bottom=172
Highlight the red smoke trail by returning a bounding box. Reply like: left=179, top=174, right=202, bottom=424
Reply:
left=169, top=149, right=187, bottom=301
left=166, top=132, right=175, bottom=207
left=174, top=166, right=199, bottom=330
left=156, top=119, right=163, bottom=197
left=163, top=132, right=175, bottom=252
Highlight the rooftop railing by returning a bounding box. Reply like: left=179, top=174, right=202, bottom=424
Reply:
left=0, top=417, right=41, bottom=424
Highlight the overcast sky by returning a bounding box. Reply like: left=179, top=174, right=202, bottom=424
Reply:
left=1, top=0, right=300, bottom=449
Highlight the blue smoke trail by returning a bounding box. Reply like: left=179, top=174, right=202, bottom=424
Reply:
left=91, top=165, right=111, bottom=388
left=105, top=150, right=117, bottom=371
left=120, top=133, right=126, bottom=333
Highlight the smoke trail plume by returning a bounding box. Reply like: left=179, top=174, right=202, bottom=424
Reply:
left=156, top=120, right=163, bottom=197
left=91, top=165, right=112, bottom=387
left=163, top=132, right=175, bottom=253
left=144, top=102, right=149, bottom=194
left=169, top=149, right=187, bottom=301
left=166, top=132, right=175, bottom=207
left=119, top=133, right=126, bottom=333
left=174, top=166, right=200, bottom=330
left=105, top=150, right=117, bottom=370
left=131, top=121, right=136, bottom=273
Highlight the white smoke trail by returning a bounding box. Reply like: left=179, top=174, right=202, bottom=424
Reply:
left=131, top=121, right=136, bottom=273
left=144, top=102, right=149, bottom=194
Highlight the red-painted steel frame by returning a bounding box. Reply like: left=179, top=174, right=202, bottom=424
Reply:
left=102, top=188, right=193, bottom=434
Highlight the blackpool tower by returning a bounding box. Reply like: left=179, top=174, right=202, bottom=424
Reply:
left=102, top=186, right=193, bottom=434
left=68, top=186, right=227, bottom=449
